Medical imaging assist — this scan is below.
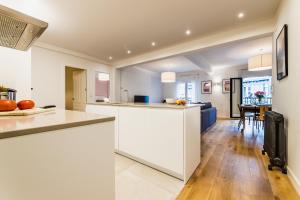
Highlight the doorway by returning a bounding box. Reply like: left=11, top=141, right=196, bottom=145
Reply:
left=65, top=66, right=87, bottom=111
left=230, top=78, right=243, bottom=118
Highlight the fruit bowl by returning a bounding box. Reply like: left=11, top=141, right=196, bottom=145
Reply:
left=166, top=98, right=176, bottom=104
left=176, top=100, right=187, bottom=105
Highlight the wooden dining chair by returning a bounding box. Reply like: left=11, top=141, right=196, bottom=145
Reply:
left=237, top=104, right=243, bottom=130
left=255, top=106, right=269, bottom=129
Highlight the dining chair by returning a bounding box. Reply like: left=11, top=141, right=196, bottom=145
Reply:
left=237, top=104, right=243, bottom=130
left=255, top=106, right=269, bottom=129
left=237, top=104, right=255, bottom=131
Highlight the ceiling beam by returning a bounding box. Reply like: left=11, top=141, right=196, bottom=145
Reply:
left=113, top=18, right=275, bottom=68
left=183, top=54, right=212, bottom=73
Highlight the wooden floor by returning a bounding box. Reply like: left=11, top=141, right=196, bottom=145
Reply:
left=177, top=120, right=300, bottom=200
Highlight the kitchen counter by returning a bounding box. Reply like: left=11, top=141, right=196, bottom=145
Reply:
left=87, top=102, right=202, bottom=109
left=0, top=109, right=115, bottom=139
left=0, top=108, right=115, bottom=200
left=86, top=103, right=201, bottom=183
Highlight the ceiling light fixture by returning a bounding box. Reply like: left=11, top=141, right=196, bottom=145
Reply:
left=238, top=12, right=245, bottom=19
left=108, top=56, right=113, bottom=60
left=248, top=53, right=272, bottom=71
left=161, top=72, right=176, bottom=83
left=185, top=29, right=191, bottom=36
left=127, top=50, right=131, bottom=54
left=151, top=42, right=156, bottom=46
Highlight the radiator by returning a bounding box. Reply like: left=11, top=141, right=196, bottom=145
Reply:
left=262, top=111, right=287, bottom=174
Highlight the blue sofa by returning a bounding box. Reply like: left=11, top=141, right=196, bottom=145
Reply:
left=194, top=102, right=217, bottom=133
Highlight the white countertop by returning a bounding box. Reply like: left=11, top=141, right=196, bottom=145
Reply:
left=0, top=109, right=115, bottom=139
left=87, top=102, right=202, bottom=109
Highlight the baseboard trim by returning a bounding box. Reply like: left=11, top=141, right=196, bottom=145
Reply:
left=217, top=116, right=231, bottom=120
left=287, top=166, right=300, bottom=195
left=115, top=151, right=184, bottom=181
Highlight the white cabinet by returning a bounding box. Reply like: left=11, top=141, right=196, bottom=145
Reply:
left=0, top=122, right=115, bottom=200
left=86, top=105, right=119, bottom=149
left=118, top=107, right=184, bottom=176
left=184, top=107, right=201, bottom=181
left=86, top=104, right=200, bottom=183
left=118, top=107, right=145, bottom=157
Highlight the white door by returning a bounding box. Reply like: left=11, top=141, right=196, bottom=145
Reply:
left=73, top=70, right=86, bottom=111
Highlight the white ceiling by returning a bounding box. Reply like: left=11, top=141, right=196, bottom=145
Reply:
left=133, top=56, right=201, bottom=73
left=0, top=0, right=280, bottom=63
left=135, top=36, right=272, bottom=73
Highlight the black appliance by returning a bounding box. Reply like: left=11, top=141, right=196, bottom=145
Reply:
left=262, top=111, right=287, bottom=174
left=134, top=95, right=149, bottom=103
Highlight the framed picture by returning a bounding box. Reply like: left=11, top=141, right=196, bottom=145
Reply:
left=276, top=24, right=288, bottom=80
left=201, top=80, right=212, bottom=94
left=222, top=79, right=230, bottom=93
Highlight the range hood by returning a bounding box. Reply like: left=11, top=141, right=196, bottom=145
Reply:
left=0, top=5, right=48, bottom=51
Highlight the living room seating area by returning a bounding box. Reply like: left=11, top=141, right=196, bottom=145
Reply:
left=194, top=102, right=217, bottom=133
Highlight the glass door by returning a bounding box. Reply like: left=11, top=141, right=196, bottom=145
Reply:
left=230, top=78, right=243, bottom=118
left=176, top=82, right=196, bottom=103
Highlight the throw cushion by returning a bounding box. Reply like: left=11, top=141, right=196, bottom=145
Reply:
left=200, top=102, right=212, bottom=110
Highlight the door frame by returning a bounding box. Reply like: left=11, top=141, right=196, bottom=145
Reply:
left=65, top=66, right=87, bottom=111
left=230, top=77, right=243, bottom=118
left=95, top=71, right=110, bottom=100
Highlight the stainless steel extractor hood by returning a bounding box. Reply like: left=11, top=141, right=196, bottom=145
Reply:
left=0, top=4, right=48, bottom=51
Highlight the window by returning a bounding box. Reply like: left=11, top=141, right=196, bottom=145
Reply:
left=242, top=76, right=272, bottom=104
left=176, top=82, right=196, bottom=102
left=176, top=83, right=186, bottom=100
left=95, top=72, right=110, bottom=100
left=187, top=82, right=196, bottom=102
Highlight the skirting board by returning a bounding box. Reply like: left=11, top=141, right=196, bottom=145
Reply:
left=217, top=117, right=232, bottom=120
left=287, top=166, right=300, bottom=195
left=116, top=151, right=184, bottom=181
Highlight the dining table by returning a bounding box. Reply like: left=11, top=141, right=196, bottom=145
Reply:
left=240, top=104, right=272, bottom=132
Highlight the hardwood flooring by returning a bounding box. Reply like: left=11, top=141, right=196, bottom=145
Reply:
left=177, top=120, right=300, bottom=200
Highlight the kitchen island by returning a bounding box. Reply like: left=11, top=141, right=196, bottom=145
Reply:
left=86, top=102, right=201, bottom=183
left=0, top=109, right=115, bottom=200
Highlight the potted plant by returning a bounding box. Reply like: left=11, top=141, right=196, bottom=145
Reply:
left=254, top=91, right=265, bottom=104
left=0, top=85, right=8, bottom=100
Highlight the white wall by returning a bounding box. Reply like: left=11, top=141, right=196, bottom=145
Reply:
left=272, top=0, right=300, bottom=194
left=120, top=67, right=162, bottom=103
left=0, top=46, right=31, bottom=100
left=31, top=46, right=112, bottom=108
left=163, top=67, right=272, bottom=118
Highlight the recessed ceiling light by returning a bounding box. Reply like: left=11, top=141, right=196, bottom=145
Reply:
left=108, top=56, right=113, bottom=60
left=238, top=12, right=245, bottom=19
left=151, top=42, right=156, bottom=46
left=127, top=50, right=131, bottom=54
left=185, top=29, right=191, bottom=36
